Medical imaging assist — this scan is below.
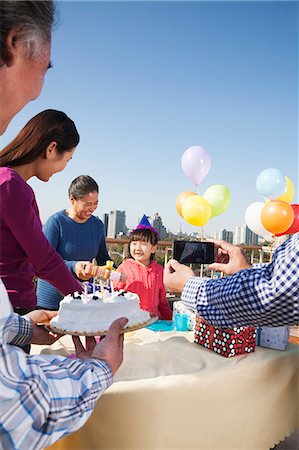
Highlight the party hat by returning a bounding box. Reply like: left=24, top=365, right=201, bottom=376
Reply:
left=134, top=214, right=158, bottom=235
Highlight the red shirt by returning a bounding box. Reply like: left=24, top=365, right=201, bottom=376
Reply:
left=114, top=259, right=172, bottom=320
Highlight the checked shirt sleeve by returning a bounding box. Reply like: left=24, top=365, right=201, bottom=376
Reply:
left=182, top=234, right=299, bottom=327
left=0, top=281, right=113, bottom=449
left=5, top=313, right=33, bottom=346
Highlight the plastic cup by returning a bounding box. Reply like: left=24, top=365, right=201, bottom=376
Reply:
left=174, top=313, right=189, bottom=331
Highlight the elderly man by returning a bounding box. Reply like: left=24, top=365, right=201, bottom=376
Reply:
left=0, top=2, right=127, bottom=448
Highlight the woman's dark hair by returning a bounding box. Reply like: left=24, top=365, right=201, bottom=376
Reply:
left=68, top=175, right=99, bottom=200
left=0, top=1, right=55, bottom=66
left=128, top=228, right=159, bottom=260
left=0, top=109, right=79, bottom=167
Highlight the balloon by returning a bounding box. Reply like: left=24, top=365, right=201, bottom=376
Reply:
left=181, top=195, right=211, bottom=226
left=181, top=146, right=211, bottom=186
left=203, top=184, right=231, bottom=218
left=245, top=202, right=273, bottom=241
left=276, top=204, right=299, bottom=236
left=176, top=191, right=196, bottom=217
left=276, top=176, right=295, bottom=203
left=261, top=201, right=294, bottom=235
left=256, top=168, right=286, bottom=199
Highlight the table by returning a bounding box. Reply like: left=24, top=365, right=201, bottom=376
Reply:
left=31, top=329, right=299, bottom=450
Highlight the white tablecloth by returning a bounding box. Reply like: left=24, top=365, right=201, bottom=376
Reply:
left=31, top=329, right=299, bottom=450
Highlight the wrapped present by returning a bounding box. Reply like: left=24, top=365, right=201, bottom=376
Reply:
left=194, top=316, right=256, bottom=358
left=256, top=326, right=289, bottom=351
left=173, top=301, right=196, bottom=331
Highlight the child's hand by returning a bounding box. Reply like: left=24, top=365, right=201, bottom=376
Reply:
left=95, top=264, right=127, bottom=283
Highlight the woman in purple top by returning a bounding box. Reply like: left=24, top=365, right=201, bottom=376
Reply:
left=0, top=109, right=83, bottom=315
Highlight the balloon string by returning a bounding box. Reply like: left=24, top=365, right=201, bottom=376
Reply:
left=201, top=227, right=204, bottom=241
left=269, top=236, right=275, bottom=262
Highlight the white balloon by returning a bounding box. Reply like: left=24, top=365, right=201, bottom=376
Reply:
left=245, top=202, right=272, bottom=241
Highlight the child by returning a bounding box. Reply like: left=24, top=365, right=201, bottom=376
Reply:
left=114, top=215, right=172, bottom=320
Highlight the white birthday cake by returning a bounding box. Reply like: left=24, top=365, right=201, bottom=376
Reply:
left=50, top=289, right=151, bottom=334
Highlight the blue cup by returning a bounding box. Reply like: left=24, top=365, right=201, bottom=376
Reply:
left=174, top=313, right=188, bottom=331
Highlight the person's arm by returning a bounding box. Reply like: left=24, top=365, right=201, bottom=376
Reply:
left=1, top=282, right=127, bottom=448
left=164, top=235, right=299, bottom=327
left=42, top=217, right=90, bottom=282
left=95, top=223, right=113, bottom=267
left=43, top=215, right=76, bottom=274
left=158, top=272, right=172, bottom=320
left=6, top=309, right=62, bottom=346
left=113, top=262, right=127, bottom=290
left=1, top=180, right=82, bottom=294
left=5, top=312, right=33, bottom=346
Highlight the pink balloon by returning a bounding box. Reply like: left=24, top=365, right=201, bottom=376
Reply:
left=181, top=146, right=211, bottom=186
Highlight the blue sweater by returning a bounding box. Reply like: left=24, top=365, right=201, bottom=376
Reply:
left=37, top=210, right=110, bottom=309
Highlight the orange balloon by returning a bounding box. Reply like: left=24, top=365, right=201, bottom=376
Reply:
left=261, top=200, right=294, bottom=235
left=176, top=191, right=196, bottom=217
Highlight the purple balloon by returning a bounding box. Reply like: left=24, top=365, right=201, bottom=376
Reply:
left=181, top=146, right=212, bottom=186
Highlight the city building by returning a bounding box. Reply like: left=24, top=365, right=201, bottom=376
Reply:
left=234, top=224, right=258, bottom=245
left=102, top=213, right=109, bottom=237
left=215, top=228, right=233, bottom=243
left=105, top=210, right=127, bottom=238
left=147, top=212, right=167, bottom=239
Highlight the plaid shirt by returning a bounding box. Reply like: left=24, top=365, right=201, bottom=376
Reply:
left=6, top=312, right=33, bottom=347
left=182, top=233, right=299, bottom=327
left=0, top=280, right=113, bottom=449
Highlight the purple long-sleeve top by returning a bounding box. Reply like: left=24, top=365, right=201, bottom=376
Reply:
left=0, top=168, right=82, bottom=308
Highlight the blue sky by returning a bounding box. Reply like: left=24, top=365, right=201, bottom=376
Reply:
left=1, top=1, right=298, bottom=234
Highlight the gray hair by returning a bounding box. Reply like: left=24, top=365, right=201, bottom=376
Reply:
left=68, top=176, right=99, bottom=200
left=0, top=1, right=55, bottom=66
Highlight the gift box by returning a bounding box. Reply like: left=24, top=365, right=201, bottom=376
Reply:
left=194, top=316, right=256, bottom=358
left=173, top=301, right=196, bottom=331
left=256, top=326, right=289, bottom=351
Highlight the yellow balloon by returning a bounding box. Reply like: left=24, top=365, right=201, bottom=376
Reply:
left=181, top=195, right=211, bottom=226
left=276, top=176, right=295, bottom=203
left=176, top=191, right=196, bottom=217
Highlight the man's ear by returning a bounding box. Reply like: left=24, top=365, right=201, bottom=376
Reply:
left=45, top=141, right=58, bottom=160
left=5, top=30, right=23, bottom=67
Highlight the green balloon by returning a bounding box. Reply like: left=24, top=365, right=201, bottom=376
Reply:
left=203, top=185, right=231, bottom=218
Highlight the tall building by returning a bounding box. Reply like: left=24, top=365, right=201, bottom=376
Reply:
left=215, top=228, right=233, bottom=243
left=234, top=224, right=258, bottom=245
left=106, top=210, right=127, bottom=238
left=102, top=213, right=109, bottom=237
left=148, top=212, right=167, bottom=239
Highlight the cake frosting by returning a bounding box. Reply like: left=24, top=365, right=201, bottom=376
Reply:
left=50, top=289, right=151, bottom=334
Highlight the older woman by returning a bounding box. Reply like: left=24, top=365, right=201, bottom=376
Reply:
left=37, top=175, right=116, bottom=310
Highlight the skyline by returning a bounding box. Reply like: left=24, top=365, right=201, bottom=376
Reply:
left=101, top=208, right=258, bottom=237
left=1, top=1, right=298, bottom=234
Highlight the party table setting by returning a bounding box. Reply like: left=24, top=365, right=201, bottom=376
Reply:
left=32, top=318, right=299, bottom=450
left=39, top=146, right=298, bottom=449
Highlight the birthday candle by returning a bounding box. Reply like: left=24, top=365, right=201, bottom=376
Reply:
left=93, top=278, right=96, bottom=294
left=99, top=280, right=105, bottom=299
left=110, top=280, right=114, bottom=295
left=83, top=283, right=88, bottom=303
